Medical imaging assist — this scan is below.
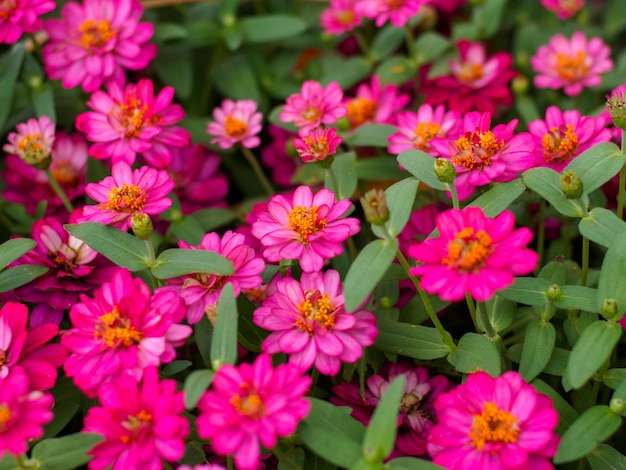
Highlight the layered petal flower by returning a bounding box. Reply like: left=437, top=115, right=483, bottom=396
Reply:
left=0, top=0, right=54, bottom=44
left=206, top=99, right=263, bottom=149
left=320, top=0, right=363, bottom=35
left=3, top=116, right=55, bottom=169
left=293, top=126, right=342, bottom=163
left=355, top=0, right=424, bottom=27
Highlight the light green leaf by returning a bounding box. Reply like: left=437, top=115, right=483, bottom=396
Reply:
left=0, top=264, right=48, bottom=293
left=326, top=152, right=357, bottom=200
left=497, top=277, right=549, bottom=306
left=385, top=177, right=419, bottom=237
left=370, top=24, right=404, bottom=61
left=240, top=14, right=307, bottom=43
left=522, top=167, right=588, bottom=218
left=414, top=31, right=451, bottom=65
left=468, top=179, right=525, bottom=217
left=447, top=333, right=501, bottom=376
left=210, top=283, right=238, bottom=369
left=579, top=208, right=626, bottom=248
left=532, top=378, right=579, bottom=434
left=387, top=457, right=445, bottom=469
left=32, top=433, right=104, bottom=470
left=375, top=317, right=451, bottom=360
left=597, top=235, right=626, bottom=319
left=321, top=57, right=372, bottom=90
left=0, top=238, right=36, bottom=270
left=152, top=248, right=234, bottom=279
left=554, top=286, right=598, bottom=313
left=587, top=444, right=626, bottom=470
left=519, top=320, right=556, bottom=382
left=184, top=369, right=215, bottom=409
left=564, top=142, right=623, bottom=195
left=603, top=368, right=626, bottom=389
left=356, top=157, right=407, bottom=181
left=397, top=150, right=446, bottom=190
left=374, top=57, right=418, bottom=85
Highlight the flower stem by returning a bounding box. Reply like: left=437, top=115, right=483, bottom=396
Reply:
left=45, top=168, right=74, bottom=213
left=535, top=199, right=546, bottom=275
left=447, top=182, right=460, bottom=210
left=241, top=146, right=274, bottom=196
left=581, top=235, right=589, bottom=287
left=353, top=30, right=371, bottom=61
left=464, top=292, right=480, bottom=332
left=404, top=25, right=418, bottom=64
left=227, top=455, right=234, bottom=470
left=477, top=301, right=496, bottom=339
left=618, top=129, right=626, bottom=218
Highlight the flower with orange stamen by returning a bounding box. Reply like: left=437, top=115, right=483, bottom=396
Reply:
left=3, top=116, right=55, bottom=169
left=206, top=99, right=263, bottom=149
left=294, top=126, right=343, bottom=162
left=320, top=0, right=363, bottom=35
left=0, top=0, right=54, bottom=44
left=355, top=0, right=424, bottom=27
left=541, top=0, right=584, bottom=20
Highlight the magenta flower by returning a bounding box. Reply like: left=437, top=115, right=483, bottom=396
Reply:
left=280, top=80, right=347, bottom=136
left=260, top=125, right=298, bottom=187
left=75, top=78, right=191, bottom=168
left=0, top=0, right=54, bottom=44
left=197, top=354, right=311, bottom=470
left=293, top=126, right=343, bottom=163
left=251, top=185, right=360, bottom=272
left=79, top=161, right=174, bottom=230
left=0, top=367, right=53, bottom=458
left=254, top=270, right=377, bottom=375
left=43, top=0, right=157, bottom=93
left=62, top=268, right=191, bottom=397
left=157, top=230, right=265, bottom=325
left=355, top=0, right=424, bottom=27
left=320, top=0, right=362, bottom=35
left=531, top=32, right=612, bottom=97
left=388, top=104, right=462, bottom=156
left=206, top=99, right=263, bottom=149
left=84, top=367, right=187, bottom=469
left=427, top=371, right=560, bottom=469
left=528, top=106, right=611, bottom=172
left=4, top=116, right=55, bottom=169
left=541, top=0, right=584, bottom=18
left=179, top=466, right=226, bottom=470
left=429, top=112, right=535, bottom=200
left=409, top=207, right=538, bottom=302
left=344, top=75, right=410, bottom=129
left=420, top=40, right=516, bottom=115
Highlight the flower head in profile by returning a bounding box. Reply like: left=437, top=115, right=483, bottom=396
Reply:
left=427, top=371, right=559, bottom=469
left=75, top=78, right=191, bottom=168
left=293, top=126, right=343, bottom=163
left=541, top=0, right=584, bottom=19
left=197, top=354, right=311, bottom=470
left=531, top=32, right=612, bottom=97
left=4, top=116, right=55, bottom=169
left=254, top=270, right=377, bottom=375
left=43, top=0, right=157, bottom=92
left=355, top=0, right=424, bottom=27
left=320, top=0, right=362, bottom=35
left=251, top=185, right=360, bottom=272
left=344, top=75, right=410, bottom=129
left=0, top=0, right=55, bottom=44
left=207, top=99, right=263, bottom=149
left=409, top=207, right=538, bottom=302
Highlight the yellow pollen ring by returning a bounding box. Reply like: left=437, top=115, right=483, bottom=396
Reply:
left=469, top=402, right=520, bottom=451
left=287, top=205, right=327, bottom=243
left=452, top=130, right=503, bottom=170
left=102, top=183, right=147, bottom=213
left=0, top=403, right=12, bottom=428
left=413, top=121, right=441, bottom=149
left=296, top=291, right=336, bottom=333
left=346, top=98, right=377, bottom=128
left=555, top=50, right=590, bottom=81
left=230, top=392, right=265, bottom=418
left=541, top=124, right=579, bottom=163
left=94, top=306, right=144, bottom=348
left=79, top=19, right=115, bottom=49
left=443, top=227, right=493, bottom=271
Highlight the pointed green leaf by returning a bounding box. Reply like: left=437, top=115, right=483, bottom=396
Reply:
left=564, top=142, right=623, bottom=195
left=397, top=150, right=446, bottom=190
left=447, top=333, right=501, bottom=376
left=345, top=124, right=396, bottom=148
left=519, top=320, right=556, bottom=382
left=385, top=177, right=419, bottom=236
left=32, top=433, right=104, bottom=470
left=603, top=368, right=626, bottom=390
left=0, top=44, right=26, bottom=132
left=532, top=379, right=579, bottom=434
left=32, top=85, right=56, bottom=122
left=0, top=264, right=48, bottom=293
left=356, top=157, right=407, bottom=181
left=320, top=57, right=372, bottom=90
left=522, top=167, right=588, bottom=218
left=0, top=238, right=36, bottom=270
left=162, top=360, right=193, bottom=377
left=152, top=248, right=234, bottom=279
left=497, top=277, right=550, bottom=306
left=210, top=283, right=238, bottom=369
left=414, top=31, right=451, bottom=65
left=580, top=208, right=626, bottom=248
left=467, top=179, right=525, bottom=217
left=326, top=152, right=357, bottom=200
left=239, top=14, right=307, bottom=43
left=587, top=444, right=626, bottom=470
left=597, top=235, right=626, bottom=319
left=370, top=23, right=405, bottom=61
left=554, top=286, right=599, bottom=313
left=387, top=457, right=445, bottom=469
left=42, top=402, right=79, bottom=439
left=184, top=369, right=215, bottom=409
left=375, top=318, right=451, bottom=360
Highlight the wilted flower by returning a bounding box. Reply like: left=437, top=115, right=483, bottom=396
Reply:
left=206, top=99, right=263, bottom=149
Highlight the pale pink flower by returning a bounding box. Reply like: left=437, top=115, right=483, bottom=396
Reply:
left=254, top=270, right=377, bottom=375
left=541, top=0, right=584, bottom=19
left=75, top=78, right=191, bottom=168
left=344, top=75, right=410, bottom=129
left=197, top=354, right=311, bottom=470
left=355, top=0, right=424, bottom=27
left=428, top=371, right=559, bottom=469
left=0, top=0, right=54, bottom=44
left=79, top=161, right=174, bottom=230
left=531, top=32, right=612, bottom=97
left=280, top=80, right=346, bottom=136
left=251, top=185, right=360, bottom=272
left=409, top=207, right=538, bottom=302
left=4, top=116, right=55, bottom=169
left=320, top=0, right=362, bottom=35
left=293, top=126, right=343, bottom=162
left=43, top=0, right=157, bottom=93
left=84, top=367, right=188, bottom=469
left=207, top=99, right=263, bottom=149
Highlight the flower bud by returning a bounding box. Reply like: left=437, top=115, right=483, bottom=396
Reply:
left=545, top=284, right=562, bottom=301
left=379, top=296, right=394, bottom=310
left=606, top=90, right=626, bottom=130
left=131, top=213, right=153, bottom=240
left=560, top=171, right=583, bottom=199
left=610, top=397, right=625, bottom=415
left=360, top=188, right=389, bottom=226
left=335, top=116, right=351, bottom=133
left=600, top=298, right=619, bottom=320
left=434, top=158, right=456, bottom=183
left=511, top=75, right=529, bottom=95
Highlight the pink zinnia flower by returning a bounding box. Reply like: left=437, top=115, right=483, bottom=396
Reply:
left=75, top=78, right=191, bottom=168
left=251, top=185, right=360, bottom=272
left=260, top=125, right=298, bottom=187
left=429, top=112, right=535, bottom=200
left=62, top=268, right=191, bottom=397
left=541, top=0, right=584, bottom=19
left=197, top=354, right=311, bottom=470
left=0, top=0, right=54, bottom=44
left=409, top=207, right=538, bottom=302
left=388, top=104, right=462, bottom=156
left=528, top=105, right=611, bottom=172
left=293, top=126, right=343, bottom=162
left=427, top=371, right=560, bottom=469
left=206, top=99, right=263, bottom=149
left=43, top=0, right=157, bottom=93
left=320, top=0, right=362, bottom=35
left=0, top=367, right=53, bottom=458
left=531, top=32, right=612, bottom=97
left=254, top=270, right=377, bottom=375
left=280, top=80, right=347, bottom=136
left=79, top=161, right=174, bottom=230
left=344, top=75, right=410, bottom=129
left=179, top=466, right=226, bottom=470
left=4, top=116, right=55, bottom=169
left=355, top=0, right=424, bottom=27
left=420, top=40, right=516, bottom=115
left=157, top=231, right=265, bottom=325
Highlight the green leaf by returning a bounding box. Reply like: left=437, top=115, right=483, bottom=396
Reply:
left=191, top=208, right=237, bottom=232
left=397, top=150, right=446, bottom=190
left=345, top=124, right=395, bottom=148
left=0, top=264, right=48, bottom=293
left=467, top=179, right=525, bottom=217
left=564, top=320, right=622, bottom=389
left=376, top=317, right=451, bottom=360
left=387, top=457, right=444, bottom=469
left=215, top=54, right=261, bottom=102
left=168, top=217, right=205, bottom=245
left=162, top=360, right=193, bottom=377
left=580, top=208, right=626, bottom=248
left=374, top=57, right=418, bottom=85
left=326, top=152, right=357, bottom=200
left=237, top=295, right=267, bottom=353
left=473, top=0, right=508, bottom=38
left=554, top=286, right=599, bottom=313
left=363, top=375, right=405, bottom=462
left=222, top=23, right=243, bottom=51
left=519, top=320, right=556, bottom=382
left=0, top=455, right=18, bottom=470
left=587, top=444, right=626, bottom=470
left=532, top=379, right=579, bottom=434
left=152, top=248, right=233, bottom=279
left=0, top=44, right=25, bottom=132
left=32, top=85, right=56, bottom=123
left=555, top=405, right=622, bottom=464
left=210, top=283, right=238, bottom=369
left=597, top=235, right=626, bottom=319
left=413, top=31, right=451, bottom=65
left=153, top=48, right=193, bottom=99
left=603, top=368, right=626, bottom=390
left=447, top=333, right=501, bottom=376
left=515, top=94, right=540, bottom=125
left=321, top=57, right=372, bottom=90
left=32, top=433, right=104, bottom=470
left=0, top=238, right=36, bottom=270
left=344, top=239, right=398, bottom=312
left=64, top=222, right=150, bottom=271
left=480, top=295, right=515, bottom=332
left=522, top=167, right=588, bottom=218
left=385, top=177, right=419, bottom=237
left=240, top=14, right=307, bottom=43
left=184, top=369, right=215, bottom=409
left=194, top=317, right=212, bottom=368
left=497, top=277, right=549, bottom=306
left=564, top=142, right=623, bottom=195
left=356, top=157, right=407, bottom=181
left=370, top=24, right=405, bottom=61
left=42, top=402, right=79, bottom=439
left=153, top=23, right=189, bottom=42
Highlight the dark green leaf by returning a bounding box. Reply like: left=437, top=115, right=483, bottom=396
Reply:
left=374, top=57, right=418, bottom=85
left=579, top=208, right=626, bottom=248
left=474, top=0, right=507, bottom=38
left=0, top=264, right=48, bottom=293
left=385, top=177, right=419, bottom=237
left=587, top=444, right=626, bottom=470
left=467, top=179, right=525, bottom=217
left=153, top=23, right=189, bottom=42
left=237, top=295, right=267, bottom=353
left=162, top=360, right=193, bottom=377
left=370, top=24, right=405, bottom=61
left=0, top=44, right=26, bottom=132
left=326, top=152, right=357, bottom=200
left=0, top=455, right=18, bottom=470
left=152, top=248, right=233, bottom=279
left=191, top=208, right=237, bottom=232
left=42, top=402, right=79, bottom=439
left=345, top=124, right=395, bottom=148
left=554, top=286, right=599, bottom=313
left=603, top=368, right=626, bottom=390
left=519, top=320, right=556, bottom=382
left=356, top=157, right=407, bottom=181
left=153, top=48, right=193, bottom=99
left=597, top=235, right=626, bottom=319
left=0, top=238, right=36, bottom=270
left=240, top=15, right=307, bottom=43
left=387, top=457, right=444, bottom=469
left=320, top=57, right=372, bottom=90
left=522, top=167, right=588, bottom=218
left=222, top=23, right=243, bottom=51
left=194, top=317, right=212, bottom=368
left=32, top=85, right=56, bottom=122
left=532, top=379, right=579, bottom=434
left=397, top=150, right=446, bottom=190
left=210, top=283, right=238, bottom=369
left=376, top=317, right=452, bottom=360
left=215, top=54, right=261, bottom=102
left=32, top=433, right=104, bottom=470
left=184, top=369, right=215, bottom=409
left=447, top=333, right=500, bottom=376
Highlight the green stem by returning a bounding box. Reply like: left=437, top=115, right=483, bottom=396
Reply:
left=45, top=169, right=74, bottom=213
left=326, top=167, right=340, bottom=199
left=241, top=146, right=274, bottom=196
left=227, top=455, right=234, bottom=470
left=589, top=359, right=610, bottom=410
left=346, top=236, right=357, bottom=260
left=352, top=30, right=371, bottom=61
left=144, top=238, right=160, bottom=289
left=477, top=301, right=496, bottom=339
left=581, top=236, right=589, bottom=287
left=618, top=164, right=626, bottom=220
left=272, top=445, right=301, bottom=470
left=447, top=182, right=460, bottom=210
left=311, top=367, right=320, bottom=389
left=464, top=292, right=480, bottom=332
left=536, top=199, right=546, bottom=273
left=404, top=24, right=418, bottom=64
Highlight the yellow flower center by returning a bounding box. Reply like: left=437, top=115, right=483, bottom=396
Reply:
left=555, top=51, right=590, bottom=81
left=0, top=350, right=6, bottom=367
left=79, top=19, right=115, bottom=49
left=0, top=0, right=16, bottom=19
left=0, top=404, right=11, bottom=430
left=301, top=105, right=321, bottom=124
left=120, top=93, right=153, bottom=139
left=51, top=160, right=78, bottom=186
left=452, top=130, right=504, bottom=170
left=296, top=290, right=336, bottom=333
left=443, top=227, right=493, bottom=271
left=230, top=391, right=265, bottom=419
left=224, top=115, right=247, bottom=138
left=288, top=205, right=327, bottom=243
left=303, top=134, right=330, bottom=159
left=541, top=124, right=579, bottom=164
left=413, top=122, right=442, bottom=149
left=94, top=305, right=144, bottom=348
left=457, top=62, right=484, bottom=84
left=102, top=183, right=147, bottom=213
left=336, top=10, right=355, bottom=25
left=346, top=98, right=377, bottom=128
left=119, top=409, right=152, bottom=444
left=470, top=402, right=520, bottom=451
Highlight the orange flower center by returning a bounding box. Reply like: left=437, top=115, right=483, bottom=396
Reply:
left=296, top=290, right=336, bottom=333
left=119, top=409, right=153, bottom=444
left=301, top=105, right=321, bottom=124
left=555, top=51, right=590, bottom=81
left=47, top=249, right=78, bottom=273
left=558, top=0, right=580, bottom=14
left=230, top=391, right=265, bottom=419
left=470, top=402, right=520, bottom=451
left=120, top=93, right=153, bottom=139
left=17, top=133, right=43, bottom=155
left=102, top=183, right=147, bottom=213
left=452, top=130, right=504, bottom=170
left=336, top=10, right=355, bottom=25
left=413, top=121, right=441, bottom=149
left=224, top=115, right=247, bottom=138
left=0, top=404, right=11, bottom=430
left=303, top=134, right=330, bottom=159
left=288, top=205, right=327, bottom=243
left=385, top=0, right=405, bottom=8
left=457, top=62, right=484, bottom=84
left=346, top=98, right=377, bottom=128
left=94, top=305, right=144, bottom=348
left=443, top=227, right=493, bottom=271
left=51, top=160, right=78, bottom=186
left=0, top=0, right=16, bottom=19
left=0, top=350, right=5, bottom=366
left=541, top=124, right=579, bottom=164
left=79, top=19, right=115, bottom=49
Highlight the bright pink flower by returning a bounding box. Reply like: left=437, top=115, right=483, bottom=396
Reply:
left=75, top=78, right=191, bottom=168
left=254, top=270, right=377, bottom=375
left=344, top=75, right=410, bottom=129
left=280, top=80, right=346, bottom=136
left=430, top=112, right=535, bottom=200
left=0, top=0, right=54, bottom=44
left=541, top=0, right=584, bottom=19
left=79, top=161, right=174, bottom=230
left=528, top=106, right=611, bottom=172
left=388, top=104, right=462, bottom=156
left=355, top=0, right=424, bottom=27
left=320, top=0, right=362, bottom=35
left=426, top=0, right=466, bottom=13
left=293, top=126, right=343, bottom=162
left=3, top=116, right=55, bottom=169
left=260, top=125, right=298, bottom=187
left=43, top=0, right=157, bottom=93
left=179, top=466, right=226, bottom=470
left=84, top=367, right=188, bottom=469
left=428, top=371, right=560, bottom=469
left=531, top=32, right=612, bottom=97
left=157, top=231, right=265, bottom=325
left=207, top=99, right=263, bottom=149
left=0, top=367, right=53, bottom=458
left=409, top=207, right=538, bottom=302
left=420, top=40, right=516, bottom=115
left=251, top=185, right=360, bottom=272
left=62, top=268, right=191, bottom=397
left=197, top=354, right=311, bottom=470
left=0, top=302, right=67, bottom=390
left=398, top=204, right=439, bottom=258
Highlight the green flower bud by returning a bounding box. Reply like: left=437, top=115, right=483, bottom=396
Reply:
left=606, top=91, right=626, bottom=130
left=360, top=188, right=389, bottom=226
left=379, top=296, right=394, bottom=310
left=511, top=75, right=529, bottom=95
left=545, top=284, right=562, bottom=301
left=560, top=171, right=583, bottom=199
left=131, top=213, right=153, bottom=240
left=434, top=158, right=456, bottom=183
left=28, top=75, right=43, bottom=90
left=610, top=397, right=625, bottom=415
left=335, top=117, right=351, bottom=133
left=600, top=298, right=619, bottom=320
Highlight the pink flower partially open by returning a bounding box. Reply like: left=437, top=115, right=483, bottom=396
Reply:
left=293, top=126, right=343, bottom=162
left=541, top=0, right=584, bottom=19
left=0, top=0, right=54, bottom=44
left=344, top=75, right=410, bottom=129
left=355, top=0, right=424, bottom=27
left=207, top=99, right=263, bottom=149
left=320, top=0, right=362, bottom=35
